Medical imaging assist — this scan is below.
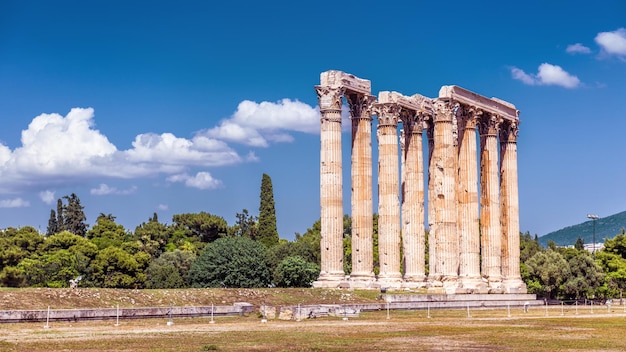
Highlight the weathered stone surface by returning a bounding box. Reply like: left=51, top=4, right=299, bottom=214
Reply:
left=315, top=71, right=524, bottom=294
left=375, top=99, right=402, bottom=287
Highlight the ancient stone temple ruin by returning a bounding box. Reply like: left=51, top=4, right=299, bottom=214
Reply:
left=313, top=70, right=527, bottom=294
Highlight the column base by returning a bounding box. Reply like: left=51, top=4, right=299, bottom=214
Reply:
left=456, top=276, right=489, bottom=294
left=348, top=279, right=380, bottom=289
left=349, top=271, right=376, bottom=281
left=377, top=273, right=403, bottom=290
left=312, top=271, right=347, bottom=288
left=485, top=275, right=504, bottom=294
left=348, top=271, right=377, bottom=289
left=402, top=274, right=428, bottom=290
left=502, top=277, right=528, bottom=294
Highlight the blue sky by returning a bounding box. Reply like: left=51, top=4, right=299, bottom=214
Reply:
left=1, top=0, right=625, bottom=240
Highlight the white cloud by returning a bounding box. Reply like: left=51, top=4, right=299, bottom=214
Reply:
left=0, top=99, right=309, bottom=194
left=511, top=67, right=536, bottom=85
left=157, top=204, right=169, bottom=211
left=0, top=108, right=247, bottom=193
left=166, top=171, right=223, bottom=190
left=90, top=183, right=137, bottom=195
left=595, top=28, right=626, bottom=58
left=566, top=43, right=591, bottom=54
left=536, top=63, right=581, bottom=88
left=204, top=99, right=319, bottom=147
left=38, top=190, right=55, bottom=204
left=0, top=197, right=30, bottom=208
left=510, top=63, right=581, bottom=88
left=124, top=133, right=241, bottom=169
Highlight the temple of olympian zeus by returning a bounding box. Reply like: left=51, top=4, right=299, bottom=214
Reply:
left=313, top=70, right=527, bottom=294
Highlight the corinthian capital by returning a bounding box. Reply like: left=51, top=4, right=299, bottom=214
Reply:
left=433, top=100, right=454, bottom=123
left=315, top=86, right=344, bottom=112
left=346, top=93, right=375, bottom=120
left=479, top=114, right=502, bottom=136
left=374, top=103, right=400, bottom=127
left=499, top=121, right=519, bottom=143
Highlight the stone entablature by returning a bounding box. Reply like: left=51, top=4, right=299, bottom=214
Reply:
left=438, top=85, right=519, bottom=122
left=313, top=70, right=526, bottom=295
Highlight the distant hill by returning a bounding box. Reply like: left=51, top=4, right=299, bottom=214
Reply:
left=539, top=210, right=626, bottom=247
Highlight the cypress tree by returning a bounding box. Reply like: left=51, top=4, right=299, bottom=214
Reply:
left=46, top=209, right=58, bottom=236
left=258, top=173, right=279, bottom=247
left=56, top=199, right=64, bottom=231
left=63, top=193, right=88, bottom=237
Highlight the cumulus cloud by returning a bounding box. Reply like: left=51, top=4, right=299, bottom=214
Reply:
left=595, top=28, right=626, bottom=59
left=166, top=171, right=223, bottom=190
left=566, top=43, right=591, bottom=54
left=0, top=197, right=30, bottom=208
left=0, top=98, right=312, bottom=194
left=0, top=108, right=247, bottom=192
left=90, top=184, right=137, bottom=195
left=510, top=63, right=581, bottom=88
left=38, top=190, right=55, bottom=204
left=204, top=99, right=319, bottom=147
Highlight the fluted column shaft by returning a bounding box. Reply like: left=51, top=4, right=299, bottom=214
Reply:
left=431, top=102, right=458, bottom=285
left=314, top=86, right=345, bottom=284
left=376, top=103, right=402, bottom=282
left=426, top=123, right=437, bottom=279
left=500, top=122, right=527, bottom=293
left=401, top=113, right=426, bottom=282
left=479, top=114, right=503, bottom=287
left=348, top=93, right=375, bottom=281
left=457, top=107, right=482, bottom=286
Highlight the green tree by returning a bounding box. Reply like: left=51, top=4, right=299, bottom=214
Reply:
left=230, top=209, right=258, bottom=239
left=273, top=256, right=320, bottom=287
left=86, top=214, right=128, bottom=249
left=0, top=227, right=44, bottom=270
left=146, top=250, right=196, bottom=288
left=266, top=241, right=317, bottom=271
left=574, top=237, right=585, bottom=251
left=88, top=246, right=147, bottom=288
left=133, top=214, right=170, bottom=258
left=188, top=236, right=270, bottom=288
left=40, top=231, right=98, bottom=281
left=561, top=252, right=604, bottom=299
left=596, top=251, right=626, bottom=299
left=525, top=249, right=570, bottom=299
left=294, top=220, right=321, bottom=265
left=62, top=193, right=88, bottom=237
left=604, top=233, right=626, bottom=259
left=172, top=212, right=228, bottom=245
left=56, top=199, right=64, bottom=232
left=258, top=173, right=279, bottom=247
left=46, top=209, right=59, bottom=236
left=520, top=231, right=543, bottom=262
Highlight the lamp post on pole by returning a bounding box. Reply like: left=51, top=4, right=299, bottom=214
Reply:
left=587, top=214, right=599, bottom=257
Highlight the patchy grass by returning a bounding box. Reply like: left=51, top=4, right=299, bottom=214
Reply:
left=0, top=288, right=383, bottom=310
left=2, top=289, right=626, bottom=351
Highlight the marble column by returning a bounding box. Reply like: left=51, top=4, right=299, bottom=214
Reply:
left=456, top=106, right=486, bottom=292
left=313, top=85, right=346, bottom=287
left=429, top=101, right=459, bottom=293
left=500, top=121, right=527, bottom=293
left=376, top=102, right=402, bottom=286
left=479, top=114, right=503, bottom=291
left=401, top=112, right=427, bottom=284
left=347, top=93, right=376, bottom=283
left=426, top=121, right=438, bottom=284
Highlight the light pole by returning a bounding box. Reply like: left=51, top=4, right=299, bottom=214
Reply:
left=587, top=214, right=599, bottom=256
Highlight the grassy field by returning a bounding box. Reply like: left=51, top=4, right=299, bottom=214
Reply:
left=1, top=305, right=626, bottom=351
left=1, top=288, right=624, bottom=351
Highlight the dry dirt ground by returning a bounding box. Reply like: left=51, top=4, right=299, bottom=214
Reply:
left=2, top=289, right=626, bottom=351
